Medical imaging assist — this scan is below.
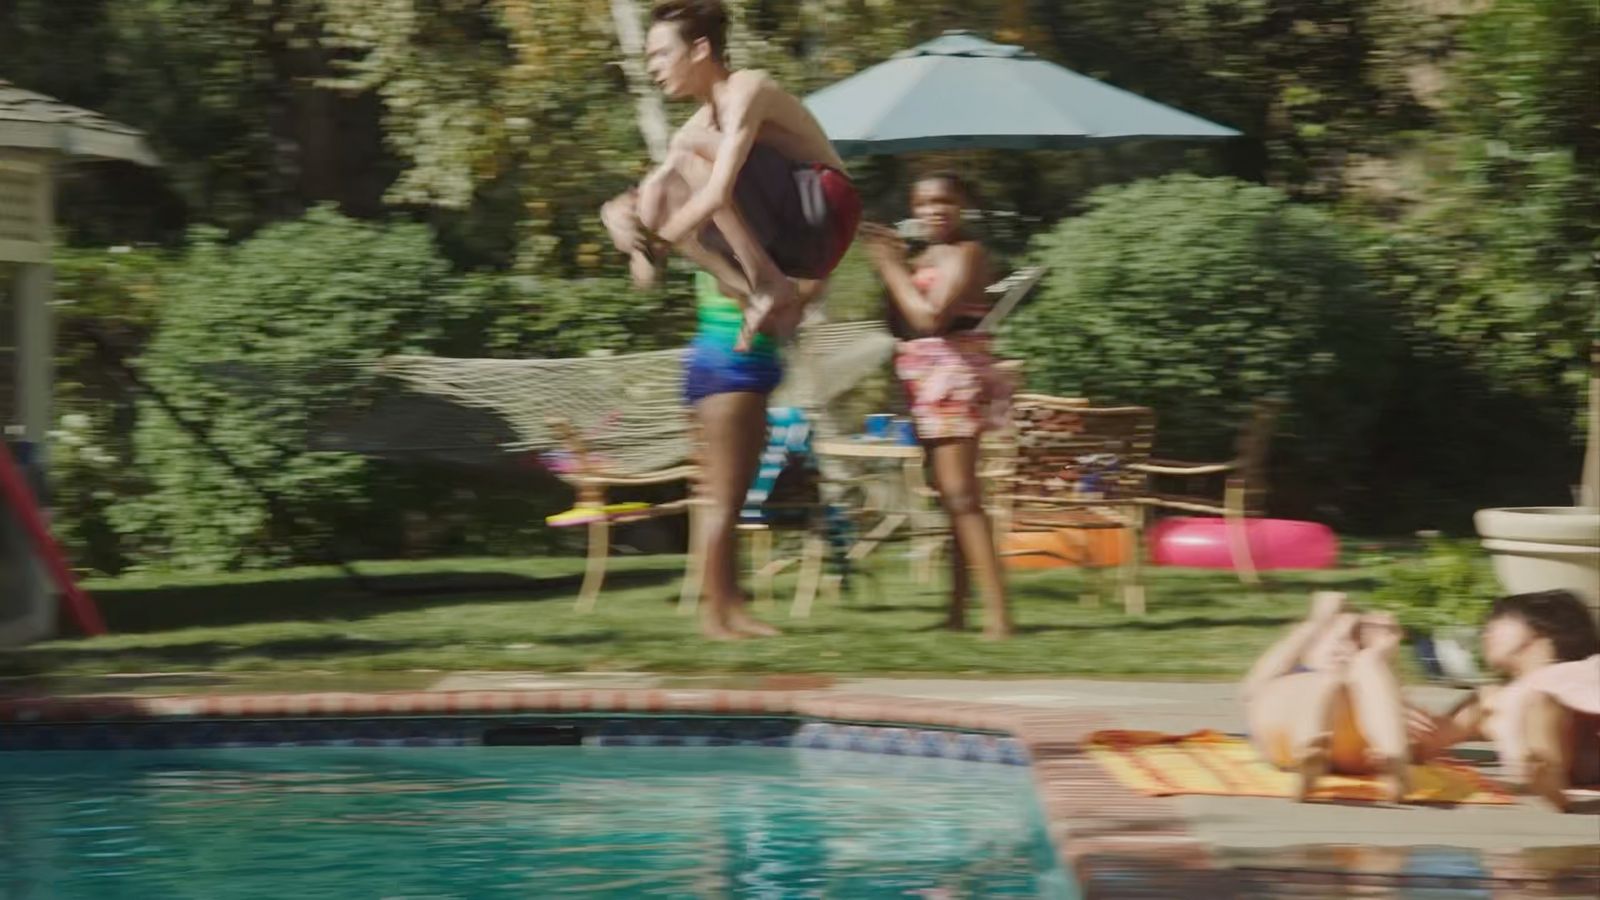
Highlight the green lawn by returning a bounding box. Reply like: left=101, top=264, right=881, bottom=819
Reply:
left=1, top=551, right=1410, bottom=681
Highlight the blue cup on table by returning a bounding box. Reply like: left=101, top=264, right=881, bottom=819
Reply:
left=864, top=413, right=893, bottom=440
left=894, top=417, right=918, bottom=446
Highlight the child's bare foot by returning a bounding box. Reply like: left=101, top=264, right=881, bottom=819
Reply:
left=1293, top=735, right=1331, bottom=801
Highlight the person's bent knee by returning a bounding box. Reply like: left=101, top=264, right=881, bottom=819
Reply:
left=638, top=182, right=669, bottom=231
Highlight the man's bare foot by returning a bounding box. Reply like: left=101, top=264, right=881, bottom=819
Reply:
left=629, top=251, right=662, bottom=290
left=727, top=609, right=782, bottom=638
left=735, top=278, right=801, bottom=352
left=1293, top=736, right=1331, bottom=802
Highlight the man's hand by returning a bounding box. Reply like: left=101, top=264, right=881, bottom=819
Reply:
left=601, top=191, right=648, bottom=256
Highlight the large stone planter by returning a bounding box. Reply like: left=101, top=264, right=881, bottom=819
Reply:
left=1474, top=507, right=1600, bottom=619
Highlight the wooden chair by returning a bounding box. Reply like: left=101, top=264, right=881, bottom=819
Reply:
left=992, top=396, right=1158, bottom=614
left=1132, top=396, right=1284, bottom=585
left=735, top=407, right=832, bottom=617
left=547, top=417, right=700, bottom=612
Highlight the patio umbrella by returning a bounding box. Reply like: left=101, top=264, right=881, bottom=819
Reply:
left=804, top=31, right=1239, bottom=157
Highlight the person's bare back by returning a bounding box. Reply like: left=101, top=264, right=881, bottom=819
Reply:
left=711, top=70, right=845, bottom=173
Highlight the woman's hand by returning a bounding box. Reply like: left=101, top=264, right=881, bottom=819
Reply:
left=860, top=223, right=907, bottom=270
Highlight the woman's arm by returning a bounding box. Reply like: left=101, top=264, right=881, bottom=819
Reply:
left=863, top=227, right=988, bottom=336
left=1410, top=691, right=1490, bottom=760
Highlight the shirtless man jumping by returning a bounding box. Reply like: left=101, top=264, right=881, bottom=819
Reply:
left=599, top=0, right=859, bottom=640
left=602, top=0, right=860, bottom=349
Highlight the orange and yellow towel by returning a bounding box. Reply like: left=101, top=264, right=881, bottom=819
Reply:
left=1086, top=729, right=1513, bottom=805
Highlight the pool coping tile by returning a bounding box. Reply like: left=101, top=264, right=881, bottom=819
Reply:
left=2, top=688, right=1595, bottom=899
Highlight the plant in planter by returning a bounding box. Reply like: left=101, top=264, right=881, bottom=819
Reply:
left=1371, top=536, right=1499, bottom=681
left=1474, top=342, right=1600, bottom=619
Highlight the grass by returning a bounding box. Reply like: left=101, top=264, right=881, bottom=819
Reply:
left=0, top=547, right=1418, bottom=682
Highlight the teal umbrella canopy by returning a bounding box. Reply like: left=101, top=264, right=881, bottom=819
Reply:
left=804, top=31, right=1240, bottom=157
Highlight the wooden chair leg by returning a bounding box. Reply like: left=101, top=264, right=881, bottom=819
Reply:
left=748, top=525, right=774, bottom=606
left=678, top=501, right=704, bottom=614
left=792, top=532, right=825, bottom=618
left=1223, top=489, right=1261, bottom=586
left=576, top=516, right=610, bottom=612
left=1121, top=509, right=1147, bottom=616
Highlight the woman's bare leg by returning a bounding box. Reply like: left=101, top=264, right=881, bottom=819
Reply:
left=1346, top=629, right=1412, bottom=802
left=1241, top=592, right=1347, bottom=700
left=927, top=438, right=1010, bottom=639
left=925, top=457, right=969, bottom=629
left=694, top=391, right=777, bottom=640
left=1246, top=671, right=1344, bottom=800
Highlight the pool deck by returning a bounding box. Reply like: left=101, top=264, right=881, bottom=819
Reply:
left=3, top=671, right=1596, bottom=898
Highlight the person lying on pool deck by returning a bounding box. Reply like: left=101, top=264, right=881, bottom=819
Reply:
left=1414, top=590, right=1600, bottom=812
left=1241, top=591, right=1437, bottom=803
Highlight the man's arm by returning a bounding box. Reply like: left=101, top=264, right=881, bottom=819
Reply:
left=655, top=76, right=769, bottom=245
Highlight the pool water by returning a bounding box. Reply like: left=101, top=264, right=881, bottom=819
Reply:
left=1, top=746, right=1076, bottom=898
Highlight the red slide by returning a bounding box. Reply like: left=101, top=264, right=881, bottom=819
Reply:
left=0, top=441, right=107, bottom=636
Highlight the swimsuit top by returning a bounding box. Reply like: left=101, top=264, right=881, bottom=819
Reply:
left=894, top=264, right=989, bottom=336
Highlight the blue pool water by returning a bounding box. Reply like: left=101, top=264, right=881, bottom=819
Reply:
left=0, top=746, right=1076, bottom=898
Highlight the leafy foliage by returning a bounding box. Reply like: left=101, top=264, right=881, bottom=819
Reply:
left=1370, top=535, right=1498, bottom=631
left=110, top=208, right=467, bottom=569
left=0, top=0, right=1593, bottom=569
left=1003, top=175, right=1392, bottom=519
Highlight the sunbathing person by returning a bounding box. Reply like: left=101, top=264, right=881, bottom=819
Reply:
left=1419, top=590, right=1600, bottom=811
left=1242, top=591, right=1421, bottom=802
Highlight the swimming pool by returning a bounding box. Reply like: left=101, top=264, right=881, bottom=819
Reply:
left=0, top=744, right=1077, bottom=897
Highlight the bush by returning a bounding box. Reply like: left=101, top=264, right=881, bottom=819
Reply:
left=110, top=208, right=472, bottom=570
left=46, top=247, right=172, bottom=574
left=1002, top=175, right=1395, bottom=523
left=1370, top=536, right=1498, bottom=633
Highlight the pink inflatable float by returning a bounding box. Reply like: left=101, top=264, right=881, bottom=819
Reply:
left=1148, top=517, right=1339, bottom=571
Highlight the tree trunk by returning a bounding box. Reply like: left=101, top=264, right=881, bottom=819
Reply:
left=609, top=0, right=670, bottom=163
